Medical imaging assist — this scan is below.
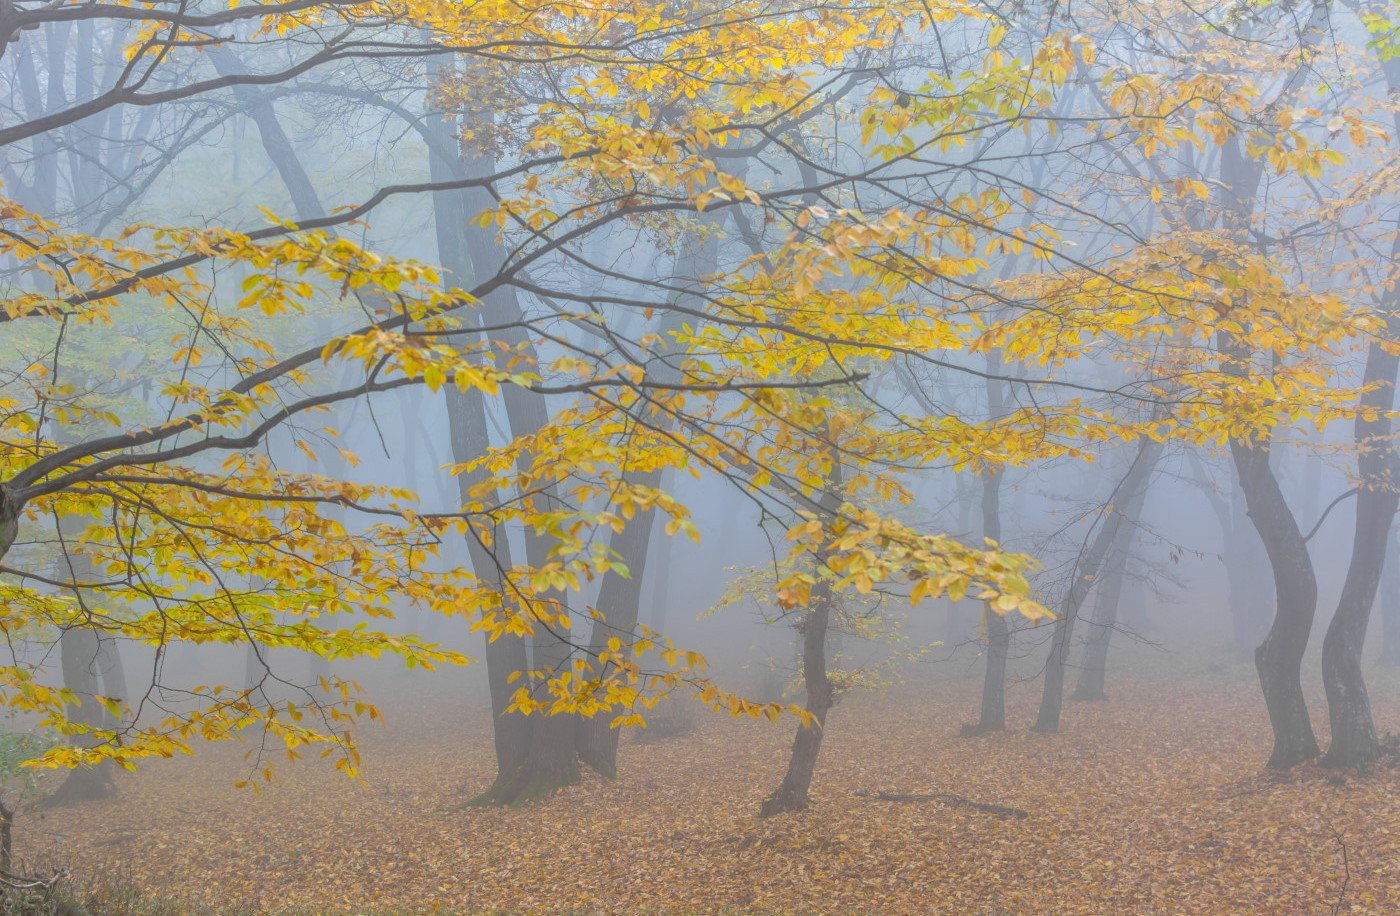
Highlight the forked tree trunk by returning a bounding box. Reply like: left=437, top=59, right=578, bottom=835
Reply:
left=1319, top=19, right=1400, bottom=759
left=430, top=185, right=532, bottom=795
left=1033, top=438, right=1161, bottom=733
left=1322, top=337, right=1400, bottom=768
left=1231, top=438, right=1320, bottom=768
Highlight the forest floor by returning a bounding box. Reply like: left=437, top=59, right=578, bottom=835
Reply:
left=14, top=650, right=1400, bottom=913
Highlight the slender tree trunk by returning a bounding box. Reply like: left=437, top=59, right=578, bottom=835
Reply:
left=760, top=472, right=843, bottom=817
left=424, top=72, right=578, bottom=804
left=759, top=565, right=836, bottom=817
left=1071, top=522, right=1133, bottom=702
left=1319, top=44, right=1400, bottom=761
left=574, top=509, right=658, bottom=778
left=1231, top=438, right=1321, bottom=768
left=1322, top=335, right=1400, bottom=767
left=970, top=485, right=1009, bottom=731
left=1034, top=438, right=1161, bottom=733
left=970, top=353, right=1008, bottom=733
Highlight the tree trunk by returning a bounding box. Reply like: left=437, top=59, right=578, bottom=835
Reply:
left=760, top=472, right=843, bottom=817
left=51, top=518, right=117, bottom=804
left=1322, top=336, right=1400, bottom=768
left=574, top=508, right=657, bottom=778
left=1227, top=476, right=1274, bottom=657
left=1071, top=523, right=1132, bottom=702
left=1231, top=438, right=1321, bottom=768
left=51, top=627, right=115, bottom=804
left=969, top=352, right=1009, bottom=734
left=92, top=634, right=127, bottom=729
left=575, top=229, right=717, bottom=778
left=759, top=572, right=836, bottom=817
left=1380, top=531, right=1400, bottom=666
left=1034, top=438, right=1161, bottom=733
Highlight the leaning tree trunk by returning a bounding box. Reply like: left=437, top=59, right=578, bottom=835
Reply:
left=1321, top=335, right=1400, bottom=767
left=1231, top=437, right=1321, bottom=768
left=1072, top=465, right=1152, bottom=702
left=1034, top=438, right=1161, bottom=733
left=1071, top=521, right=1133, bottom=702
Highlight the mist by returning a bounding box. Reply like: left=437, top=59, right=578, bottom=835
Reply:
left=0, top=0, right=1397, bottom=911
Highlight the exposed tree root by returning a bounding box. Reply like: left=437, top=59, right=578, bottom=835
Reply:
left=464, top=755, right=582, bottom=808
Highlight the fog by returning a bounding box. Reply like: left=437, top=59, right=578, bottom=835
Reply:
left=0, top=0, right=1398, bottom=911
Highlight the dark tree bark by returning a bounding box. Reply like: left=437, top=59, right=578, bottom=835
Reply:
left=759, top=566, right=836, bottom=817
left=1321, top=339, right=1400, bottom=768
left=1033, top=438, right=1161, bottom=733
left=1231, top=437, right=1320, bottom=768
left=421, top=70, right=579, bottom=804
left=1319, top=24, right=1400, bottom=766
left=574, top=508, right=658, bottom=779
left=760, top=472, right=843, bottom=817
left=1200, top=0, right=1328, bottom=768
left=422, top=94, right=535, bottom=799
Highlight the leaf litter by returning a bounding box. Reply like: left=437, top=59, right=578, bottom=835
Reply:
left=13, top=667, right=1400, bottom=913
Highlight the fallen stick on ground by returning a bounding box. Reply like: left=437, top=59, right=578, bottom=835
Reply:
left=854, top=789, right=1030, bottom=819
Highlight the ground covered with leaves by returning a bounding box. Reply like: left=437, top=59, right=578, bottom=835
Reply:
left=13, top=655, right=1400, bottom=913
